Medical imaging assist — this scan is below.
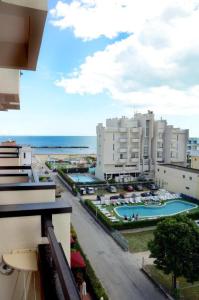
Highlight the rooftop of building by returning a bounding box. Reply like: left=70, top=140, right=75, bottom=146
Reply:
left=158, top=163, right=199, bottom=175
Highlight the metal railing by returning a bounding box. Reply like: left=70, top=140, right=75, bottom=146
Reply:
left=0, top=201, right=80, bottom=300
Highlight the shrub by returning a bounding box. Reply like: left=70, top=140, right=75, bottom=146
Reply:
left=45, top=161, right=52, bottom=169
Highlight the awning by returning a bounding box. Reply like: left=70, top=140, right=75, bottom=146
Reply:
left=71, top=251, right=86, bottom=269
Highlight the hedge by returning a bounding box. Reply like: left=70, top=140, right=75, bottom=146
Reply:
left=84, top=199, right=199, bottom=230
left=71, top=226, right=109, bottom=300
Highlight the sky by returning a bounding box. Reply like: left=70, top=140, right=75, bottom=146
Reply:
left=0, top=0, right=199, bottom=136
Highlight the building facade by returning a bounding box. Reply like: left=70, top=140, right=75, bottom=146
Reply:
left=187, top=138, right=199, bottom=155
left=155, top=164, right=199, bottom=199
left=0, top=1, right=80, bottom=299
left=96, top=111, right=189, bottom=181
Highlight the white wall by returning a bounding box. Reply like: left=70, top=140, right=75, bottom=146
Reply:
left=155, top=165, right=199, bottom=199
left=0, top=188, right=55, bottom=204
left=0, top=175, right=29, bottom=184
left=0, top=158, right=19, bottom=166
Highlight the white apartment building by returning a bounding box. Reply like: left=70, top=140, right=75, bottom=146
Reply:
left=96, top=111, right=189, bottom=181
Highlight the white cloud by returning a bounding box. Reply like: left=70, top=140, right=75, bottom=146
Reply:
left=52, top=0, right=199, bottom=116
left=50, top=0, right=198, bottom=40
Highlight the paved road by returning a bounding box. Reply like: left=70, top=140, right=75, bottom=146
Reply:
left=55, top=175, right=167, bottom=300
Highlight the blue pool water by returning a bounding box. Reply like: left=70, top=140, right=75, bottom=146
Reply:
left=114, top=200, right=197, bottom=219
left=68, top=174, right=97, bottom=183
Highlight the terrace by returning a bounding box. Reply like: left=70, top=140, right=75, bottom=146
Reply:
left=0, top=201, right=80, bottom=300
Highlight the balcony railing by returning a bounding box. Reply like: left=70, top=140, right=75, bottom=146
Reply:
left=118, top=158, right=127, bottom=163
left=131, top=138, right=139, bottom=143
left=119, top=138, right=127, bottom=143
left=0, top=201, right=81, bottom=300
left=119, top=148, right=127, bottom=153
left=119, top=128, right=127, bottom=133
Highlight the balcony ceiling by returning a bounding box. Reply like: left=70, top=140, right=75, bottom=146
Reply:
left=0, top=0, right=47, bottom=70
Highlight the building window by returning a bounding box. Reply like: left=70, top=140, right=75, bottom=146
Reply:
left=182, top=175, right=185, bottom=178
left=186, top=187, right=190, bottom=190
left=157, top=169, right=159, bottom=172
left=113, top=133, right=115, bottom=141
left=113, top=154, right=114, bottom=161
left=131, top=152, right=138, bottom=158
left=23, top=153, right=26, bottom=159
left=189, top=177, right=192, bottom=180
left=113, top=144, right=114, bottom=150
left=120, top=154, right=123, bottom=159
left=115, top=165, right=122, bottom=167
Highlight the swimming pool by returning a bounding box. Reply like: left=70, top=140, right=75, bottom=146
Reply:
left=114, top=200, right=197, bottom=219
left=68, top=173, right=97, bottom=183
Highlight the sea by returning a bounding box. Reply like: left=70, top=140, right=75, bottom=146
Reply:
left=0, top=136, right=96, bottom=155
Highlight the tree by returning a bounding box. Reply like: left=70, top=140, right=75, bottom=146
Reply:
left=148, top=215, right=199, bottom=292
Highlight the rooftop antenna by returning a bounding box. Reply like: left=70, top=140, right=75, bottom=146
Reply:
left=133, top=105, right=136, bottom=116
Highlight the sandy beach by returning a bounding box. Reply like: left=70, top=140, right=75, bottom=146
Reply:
left=34, top=153, right=96, bottom=163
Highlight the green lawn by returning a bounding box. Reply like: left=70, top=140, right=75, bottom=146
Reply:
left=122, top=230, right=154, bottom=252
left=145, top=265, right=199, bottom=300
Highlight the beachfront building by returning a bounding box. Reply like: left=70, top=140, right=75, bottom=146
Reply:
left=187, top=138, right=199, bottom=155
left=155, top=164, right=199, bottom=199
left=96, top=111, right=188, bottom=181
left=0, top=142, right=32, bottom=166
left=0, top=1, right=80, bottom=299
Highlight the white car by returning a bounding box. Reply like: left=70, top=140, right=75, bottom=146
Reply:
left=86, top=187, right=95, bottom=194
left=79, top=187, right=86, bottom=195
left=195, top=220, right=199, bottom=227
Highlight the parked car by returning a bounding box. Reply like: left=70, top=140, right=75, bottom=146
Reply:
left=141, top=192, right=150, bottom=197
left=79, top=187, right=86, bottom=195
left=86, top=187, right=95, bottom=195
left=134, top=184, right=143, bottom=191
left=195, top=220, right=199, bottom=227
left=124, top=185, right=134, bottom=192
left=150, top=191, right=158, bottom=196
left=146, top=183, right=159, bottom=190
left=110, top=195, right=119, bottom=200
left=119, top=193, right=127, bottom=199
left=107, top=185, right=117, bottom=193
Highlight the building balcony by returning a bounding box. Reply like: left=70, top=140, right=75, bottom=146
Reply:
left=119, top=138, right=127, bottom=143
left=131, top=158, right=139, bottom=163
left=131, top=128, right=139, bottom=132
left=119, top=148, right=127, bottom=153
left=119, top=158, right=127, bottom=163
left=131, top=138, right=139, bottom=143
left=0, top=201, right=80, bottom=300
left=131, top=148, right=139, bottom=152
left=0, top=69, right=20, bottom=111
left=119, top=128, right=127, bottom=133
left=0, top=0, right=48, bottom=71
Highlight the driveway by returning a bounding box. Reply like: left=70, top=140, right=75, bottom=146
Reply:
left=56, top=175, right=167, bottom=300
